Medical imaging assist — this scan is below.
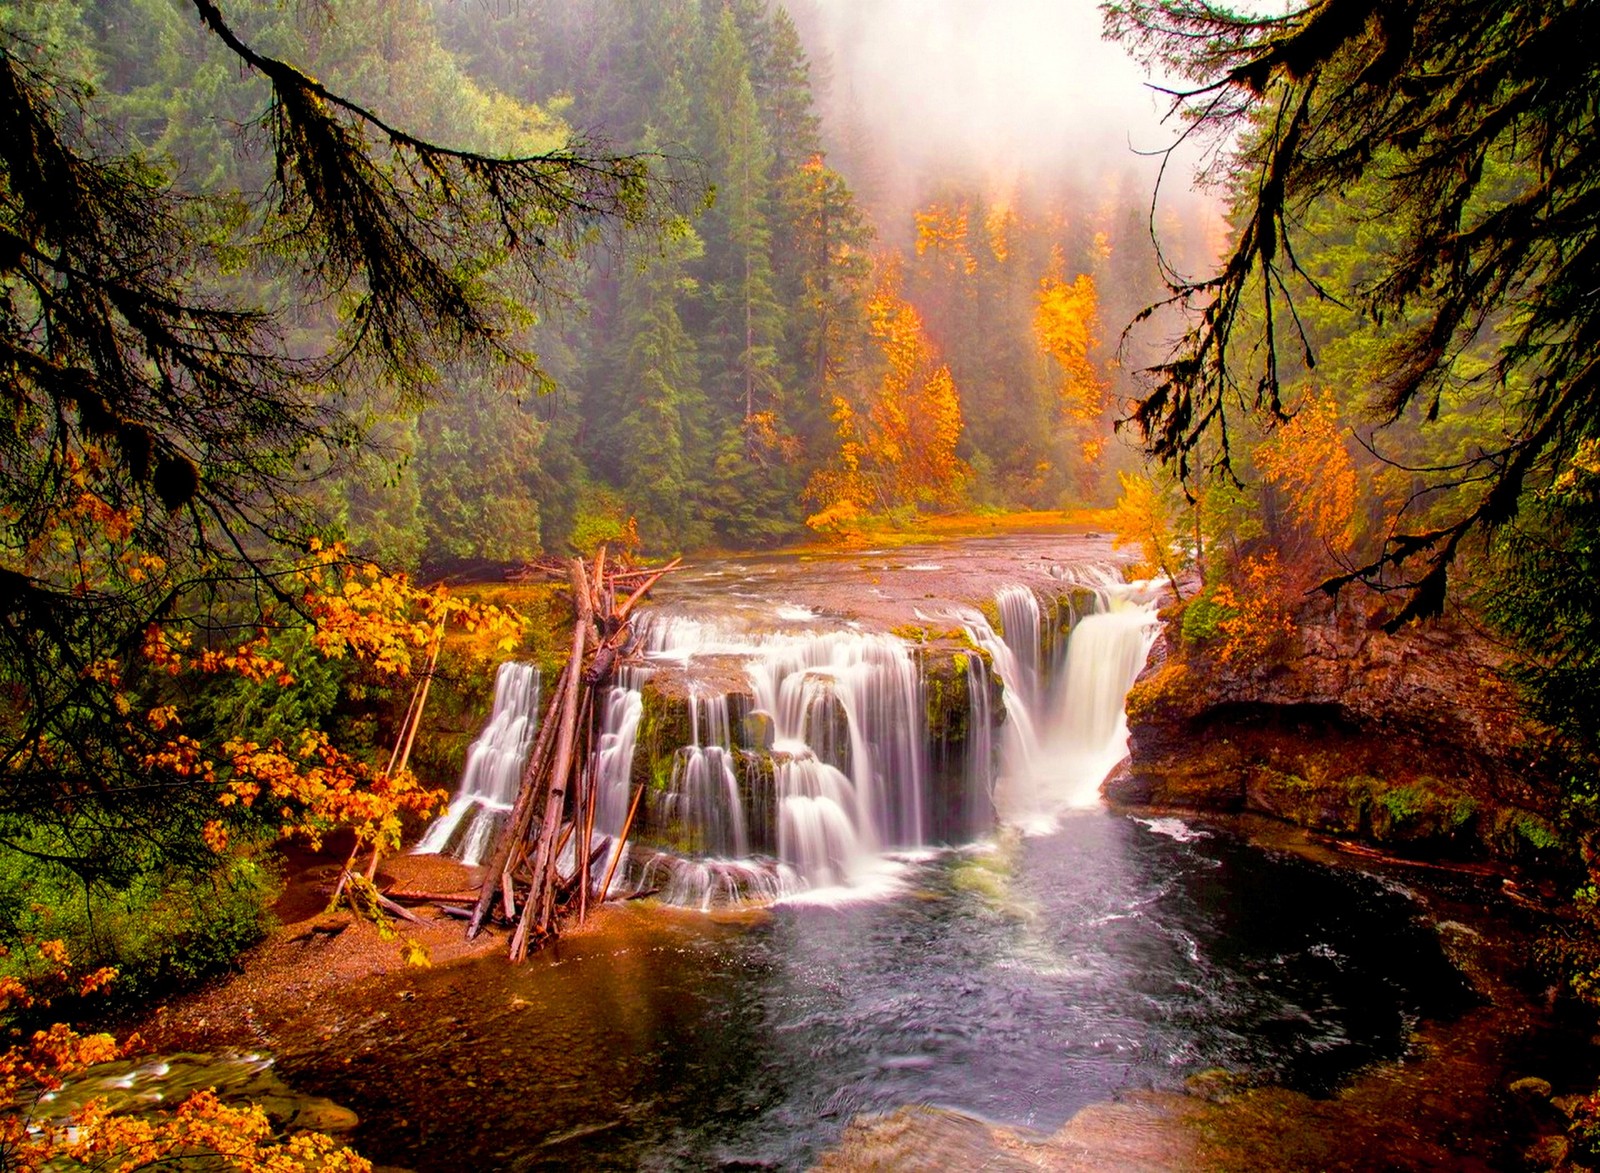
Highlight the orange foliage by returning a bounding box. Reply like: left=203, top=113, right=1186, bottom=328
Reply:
left=61, top=1089, right=371, bottom=1172
left=1254, top=390, right=1358, bottom=560
left=2, top=945, right=368, bottom=1173
left=804, top=259, right=971, bottom=529
left=1034, top=262, right=1107, bottom=464
left=135, top=542, right=521, bottom=856
left=1108, top=470, right=1180, bottom=582
left=913, top=202, right=976, bottom=275
left=984, top=204, right=1014, bottom=264
left=1209, top=553, right=1297, bottom=667
left=862, top=263, right=971, bottom=509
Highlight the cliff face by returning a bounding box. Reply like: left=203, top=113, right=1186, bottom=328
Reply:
left=1107, top=595, right=1563, bottom=861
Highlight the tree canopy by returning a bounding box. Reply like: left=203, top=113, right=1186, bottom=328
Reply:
left=0, top=0, right=661, bottom=906
left=1108, top=0, right=1600, bottom=625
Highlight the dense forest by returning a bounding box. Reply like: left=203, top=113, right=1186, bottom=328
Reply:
left=5, top=0, right=1600, bottom=1168
left=6, top=0, right=1221, bottom=572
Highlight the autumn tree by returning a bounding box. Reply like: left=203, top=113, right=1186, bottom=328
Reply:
left=1108, top=469, right=1184, bottom=587
left=0, top=0, right=662, bottom=962
left=804, top=259, right=970, bottom=527
left=1109, top=0, right=1600, bottom=625
left=1035, top=264, right=1110, bottom=475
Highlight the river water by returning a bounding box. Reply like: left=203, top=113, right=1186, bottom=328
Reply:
left=311, top=534, right=1483, bottom=1169
left=287, top=812, right=1473, bottom=1170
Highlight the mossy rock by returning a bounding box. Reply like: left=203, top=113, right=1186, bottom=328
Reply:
left=1361, top=777, right=1480, bottom=851
left=923, top=647, right=978, bottom=743
left=976, top=598, right=1003, bottom=635
left=1051, top=587, right=1102, bottom=639
left=1244, top=768, right=1366, bottom=834
left=1487, top=807, right=1566, bottom=862
left=1124, top=660, right=1191, bottom=726
left=632, top=677, right=696, bottom=792
left=742, top=709, right=776, bottom=753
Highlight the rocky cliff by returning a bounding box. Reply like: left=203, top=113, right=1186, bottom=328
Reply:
left=1107, top=594, right=1564, bottom=862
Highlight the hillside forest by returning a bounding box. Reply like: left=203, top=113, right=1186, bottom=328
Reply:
left=5, top=0, right=1600, bottom=1168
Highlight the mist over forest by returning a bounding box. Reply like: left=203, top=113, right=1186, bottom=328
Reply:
left=61, top=0, right=1225, bottom=572
left=419, top=0, right=1224, bottom=566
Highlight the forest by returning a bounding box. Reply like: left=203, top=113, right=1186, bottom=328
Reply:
left=3, top=0, right=1599, bottom=1169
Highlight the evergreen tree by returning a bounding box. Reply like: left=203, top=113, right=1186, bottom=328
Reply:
left=1109, top=0, right=1600, bottom=623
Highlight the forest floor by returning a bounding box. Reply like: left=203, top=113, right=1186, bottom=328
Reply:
left=134, top=849, right=520, bottom=1054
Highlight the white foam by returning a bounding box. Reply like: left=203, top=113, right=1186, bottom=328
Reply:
left=1134, top=816, right=1210, bottom=843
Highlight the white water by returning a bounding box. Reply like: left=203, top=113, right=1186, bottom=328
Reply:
left=624, top=620, right=933, bottom=902
left=414, top=661, right=540, bottom=866
left=961, top=575, right=1162, bottom=833
left=418, top=563, right=1160, bottom=903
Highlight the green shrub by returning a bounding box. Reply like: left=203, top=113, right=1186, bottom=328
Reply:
left=1180, top=589, right=1235, bottom=644
left=1377, top=784, right=1427, bottom=824
left=1513, top=811, right=1563, bottom=852
left=0, top=834, right=279, bottom=1024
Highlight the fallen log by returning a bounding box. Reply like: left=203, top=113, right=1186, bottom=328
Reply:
left=465, top=547, right=681, bottom=960
left=511, top=558, right=593, bottom=961
left=383, top=890, right=479, bottom=905
left=466, top=657, right=573, bottom=938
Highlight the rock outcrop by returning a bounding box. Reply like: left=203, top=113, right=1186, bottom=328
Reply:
left=1108, top=594, right=1563, bottom=862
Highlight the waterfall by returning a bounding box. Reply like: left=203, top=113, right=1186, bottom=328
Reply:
left=624, top=618, right=933, bottom=900
left=425, top=563, right=1160, bottom=905
left=414, top=661, right=540, bottom=866
left=666, top=692, right=748, bottom=857
left=962, top=578, right=1160, bottom=831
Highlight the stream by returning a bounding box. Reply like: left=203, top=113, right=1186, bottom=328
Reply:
left=285, top=812, right=1477, bottom=1170
left=287, top=534, right=1488, bottom=1170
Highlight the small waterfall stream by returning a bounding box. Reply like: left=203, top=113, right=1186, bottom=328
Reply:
left=420, top=556, right=1160, bottom=903
left=414, top=661, right=540, bottom=866
left=962, top=574, right=1162, bottom=831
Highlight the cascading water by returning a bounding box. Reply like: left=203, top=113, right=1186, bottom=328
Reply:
left=619, top=617, right=934, bottom=903
left=419, top=558, right=1160, bottom=902
left=414, top=661, right=540, bottom=866
left=961, top=575, right=1161, bottom=831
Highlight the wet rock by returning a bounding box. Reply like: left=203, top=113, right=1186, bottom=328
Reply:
left=1245, top=768, right=1366, bottom=834
left=1186, top=1067, right=1252, bottom=1103
left=814, top=1105, right=1041, bottom=1172
left=741, top=709, right=775, bottom=753
left=36, top=1050, right=359, bottom=1135
left=1526, top=1133, right=1572, bottom=1169
left=1512, top=1076, right=1555, bottom=1101
left=1118, top=596, right=1561, bottom=863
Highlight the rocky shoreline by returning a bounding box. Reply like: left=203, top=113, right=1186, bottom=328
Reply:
left=1106, top=594, right=1567, bottom=870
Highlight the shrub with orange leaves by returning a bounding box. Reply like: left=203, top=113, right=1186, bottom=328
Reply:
left=1254, top=389, right=1359, bottom=564
left=1183, top=553, right=1298, bottom=669
left=1, top=944, right=369, bottom=1173
left=135, top=541, right=522, bottom=860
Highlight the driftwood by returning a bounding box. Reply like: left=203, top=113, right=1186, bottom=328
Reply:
left=457, top=549, right=680, bottom=961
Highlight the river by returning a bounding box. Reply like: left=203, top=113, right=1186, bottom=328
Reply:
left=303, top=533, right=1489, bottom=1169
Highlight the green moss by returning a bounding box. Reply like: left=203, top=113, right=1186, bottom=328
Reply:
left=1378, top=784, right=1428, bottom=824
left=1447, top=795, right=1480, bottom=829
left=923, top=655, right=973, bottom=743
left=1514, top=811, right=1562, bottom=852
left=950, top=863, right=1006, bottom=900
left=1180, top=588, right=1236, bottom=645
left=977, top=599, right=1002, bottom=635
left=633, top=682, right=694, bottom=792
